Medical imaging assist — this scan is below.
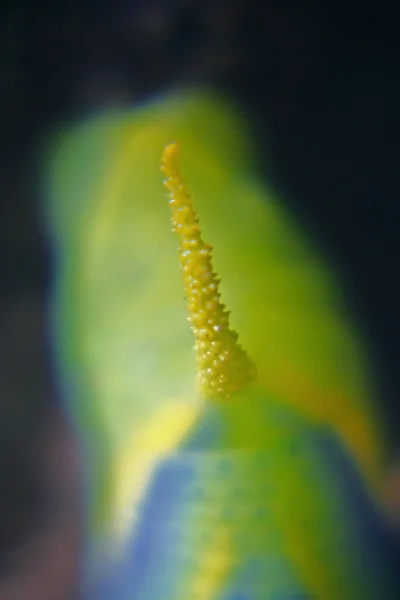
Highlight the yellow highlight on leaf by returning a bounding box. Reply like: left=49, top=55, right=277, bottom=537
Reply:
left=161, top=142, right=257, bottom=400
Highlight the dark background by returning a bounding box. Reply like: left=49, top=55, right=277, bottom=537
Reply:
left=0, top=0, right=399, bottom=589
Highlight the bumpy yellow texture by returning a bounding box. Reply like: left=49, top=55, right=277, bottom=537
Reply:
left=161, top=142, right=256, bottom=400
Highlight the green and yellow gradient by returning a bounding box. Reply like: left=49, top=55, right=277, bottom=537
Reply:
left=45, top=88, right=395, bottom=599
